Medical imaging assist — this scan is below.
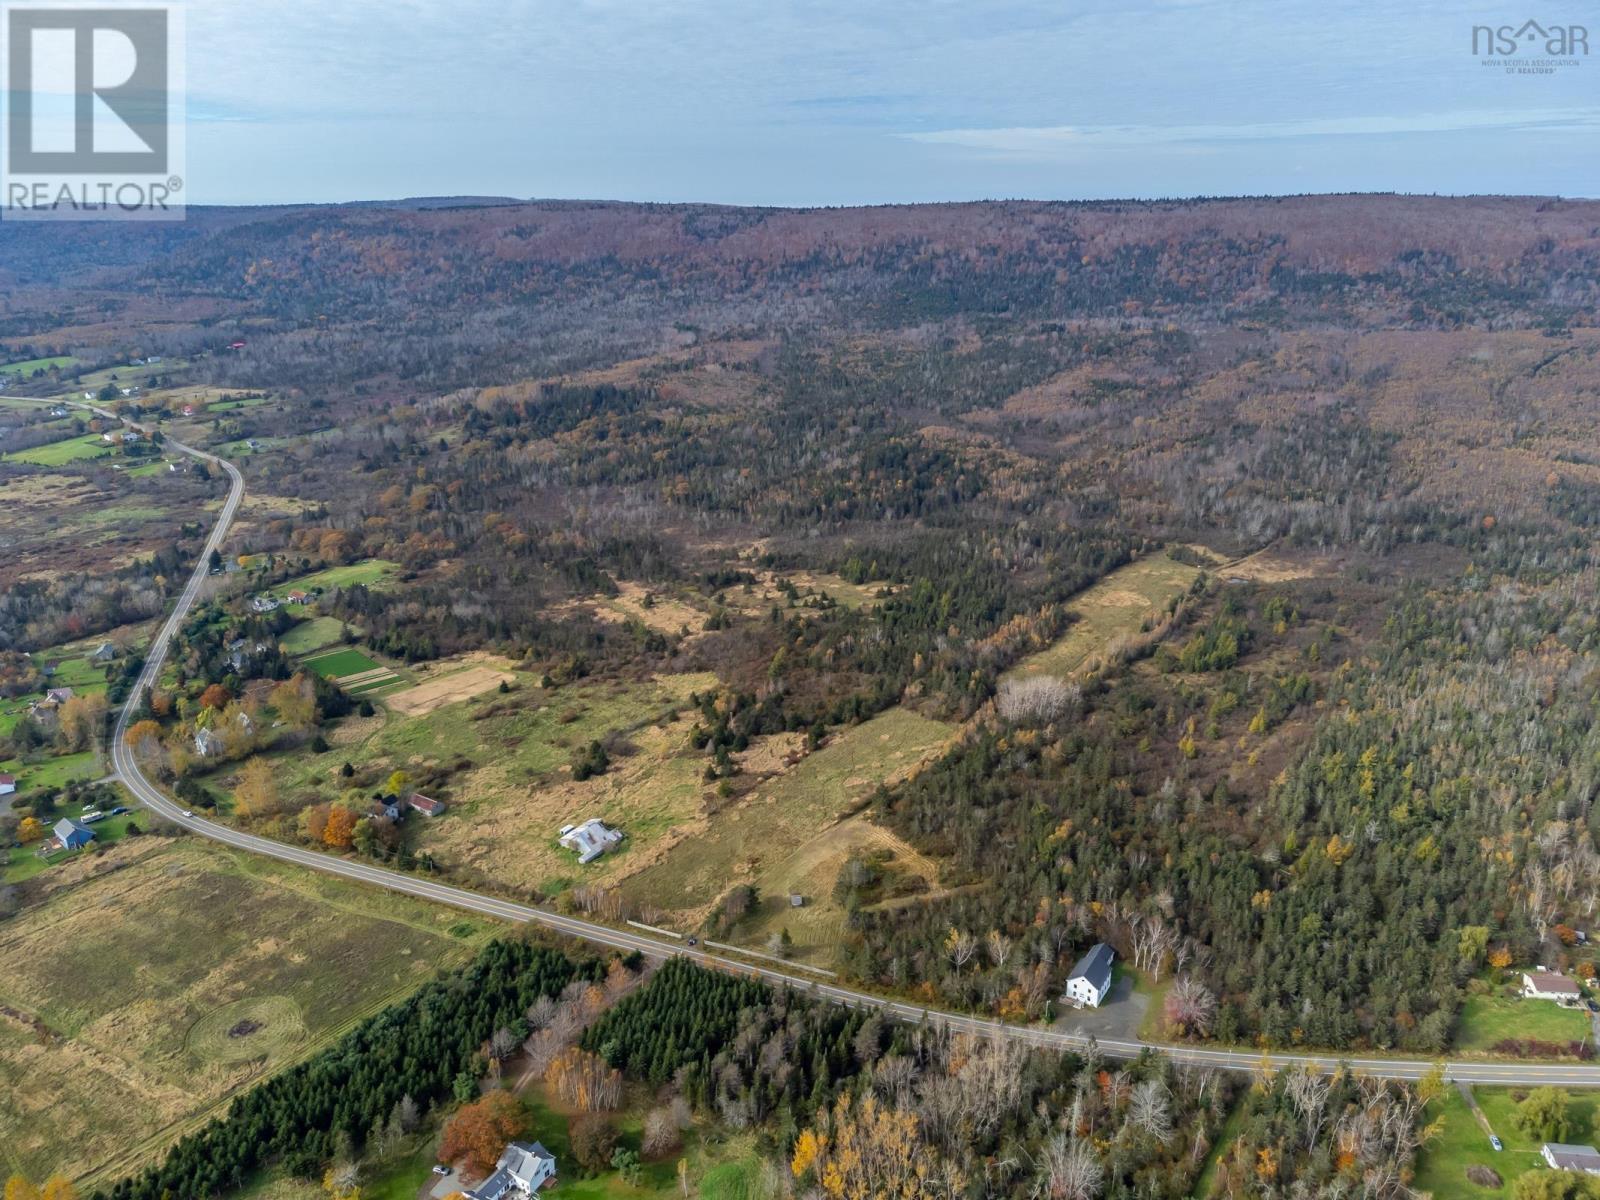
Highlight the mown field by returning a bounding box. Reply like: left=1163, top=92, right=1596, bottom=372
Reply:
left=1413, top=1085, right=1600, bottom=1198
left=0, top=839, right=493, bottom=1184
left=270, top=558, right=399, bottom=598
left=1453, top=988, right=1593, bottom=1054
left=3, top=432, right=113, bottom=467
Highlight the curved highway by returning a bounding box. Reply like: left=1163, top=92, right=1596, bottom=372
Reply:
left=58, top=398, right=1600, bottom=1087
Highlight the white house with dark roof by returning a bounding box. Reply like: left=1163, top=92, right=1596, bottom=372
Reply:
left=0, top=773, right=15, bottom=796
left=1064, top=942, right=1115, bottom=1009
left=1543, top=1143, right=1600, bottom=1174
left=464, top=1142, right=557, bottom=1200
left=559, top=818, right=623, bottom=864
left=1524, top=970, right=1583, bottom=1002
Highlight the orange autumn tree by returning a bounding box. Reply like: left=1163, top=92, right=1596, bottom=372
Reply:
left=324, top=806, right=359, bottom=849
left=439, top=1091, right=525, bottom=1176
left=200, top=683, right=233, bottom=710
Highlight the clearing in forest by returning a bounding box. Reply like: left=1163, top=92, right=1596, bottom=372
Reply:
left=1005, top=553, right=1201, bottom=682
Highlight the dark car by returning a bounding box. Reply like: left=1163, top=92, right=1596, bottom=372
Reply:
left=686, top=937, right=698, bottom=947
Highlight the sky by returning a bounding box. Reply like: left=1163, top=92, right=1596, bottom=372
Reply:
left=177, top=0, right=1599, bottom=206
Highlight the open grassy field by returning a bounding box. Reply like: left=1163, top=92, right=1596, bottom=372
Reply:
left=0, top=749, right=100, bottom=796
left=1004, top=553, right=1202, bottom=682
left=271, top=558, right=399, bottom=597
left=4, top=432, right=113, bottom=467
left=0, top=839, right=493, bottom=1183
left=1454, top=989, right=1593, bottom=1054
left=0, top=355, right=75, bottom=375
left=278, top=615, right=356, bottom=656
left=621, top=706, right=953, bottom=922
left=258, top=672, right=714, bottom=890
left=302, top=646, right=384, bottom=677
left=1413, top=1085, right=1600, bottom=1198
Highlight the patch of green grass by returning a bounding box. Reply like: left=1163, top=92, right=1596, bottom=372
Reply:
left=0, top=355, right=75, bottom=375
left=4, top=432, right=113, bottom=467
left=271, top=559, right=399, bottom=598
left=303, top=648, right=384, bottom=678
left=74, top=503, right=168, bottom=526
left=279, top=616, right=357, bottom=656
left=0, top=749, right=100, bottom=795
left=1415, top=1087, right=1527, bottom=1198
left=1454, top=989, right=1593, bottom=1054
left=1005, top=552, right=1202, bottom=682
left=1192, top=1092, right=1249, bottom=1198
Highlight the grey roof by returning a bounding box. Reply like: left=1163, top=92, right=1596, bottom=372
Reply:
left=1067, top=942, right=1115, bottom=992
left=54, top=818, right=93, bottom=844
left=1545, top=1143, right=1600, bottom=1159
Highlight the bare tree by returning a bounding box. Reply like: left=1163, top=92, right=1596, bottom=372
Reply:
left=1031, top=1135, right=1102, bottom=1200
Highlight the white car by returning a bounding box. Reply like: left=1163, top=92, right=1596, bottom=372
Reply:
left=181, top=809, right=194, bottom=818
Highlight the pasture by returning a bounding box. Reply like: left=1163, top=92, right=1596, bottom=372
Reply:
left=0, top=840, right=491, bottom=1183
left=620, top=705, right=953, bottom=921
left=278, top=615, right=354, bottom=656
left=4, top=433, right=113, bottom=467
left=271, top=558, right=399, bottom=597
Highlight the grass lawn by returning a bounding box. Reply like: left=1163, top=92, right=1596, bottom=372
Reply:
left=1454, top=989, right=1593, bottom=1054
left=1411, top=1085, right=1600, bottom=1198
left=280, top=616, right=357, bottom=656
left=1004, top=552, right=1201, bottom=682
left=0, top=749, right=101, bottom=795
left=0, top=839, right=494, bottom=1183
left=303, top=647, right=384, bottom=678
left=4, top=432, right=114, bottom=467
left=271, top=558, right=399, bottom=598
left=0, top=355, right=75, bottom=374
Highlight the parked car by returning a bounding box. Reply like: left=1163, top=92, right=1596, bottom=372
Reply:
left=1490, top=1135, right=1503, bottom=1152
left=110, top=806, right=129, bottom=815
left=431, top=1167, right=450, bottom=1177
left=686, top=937, right=698, bottom=947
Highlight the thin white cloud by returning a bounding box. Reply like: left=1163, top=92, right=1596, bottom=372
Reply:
left=905, top=108, right=1600, bottom=158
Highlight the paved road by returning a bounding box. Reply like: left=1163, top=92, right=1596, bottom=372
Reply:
left=48, top=398, right=1600, bottom=1087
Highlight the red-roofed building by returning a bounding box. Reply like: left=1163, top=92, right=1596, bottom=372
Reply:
left=408, top=794, right=445, bottom=818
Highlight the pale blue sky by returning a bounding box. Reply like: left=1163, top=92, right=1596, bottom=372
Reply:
left=185, top=0, right=1600, bottom=204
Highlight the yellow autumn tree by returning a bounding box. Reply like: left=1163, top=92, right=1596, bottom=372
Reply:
left=41, top=1177, right=77, bottom=1200
left=791, top=1092, right=963, bottom=1199
left=5, top=1176, right=42, bottom=1200
left=234, top=755, right=279, bottom=819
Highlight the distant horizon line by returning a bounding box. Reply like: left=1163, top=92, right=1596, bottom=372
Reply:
left=182, top=188, right=1600, bottom=212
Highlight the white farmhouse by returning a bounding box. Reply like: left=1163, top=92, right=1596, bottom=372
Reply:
left=464, top=1142, right=557, bottom=1200
left=1543, top=1143, right=1600, bottom=1175
left=1523, top=970, right=1583, bottom=1003
left=558, top=818, right=623, bottom=864
left=1063, top=942, right=1115, bottom=1009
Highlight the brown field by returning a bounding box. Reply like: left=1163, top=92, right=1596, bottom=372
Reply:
left=738, top=816, right=947, bottom=963
left=619, top=707, right=954, bottom=925
left=0, top=840, right=491, bottom=1183
left=385, top=662, right=517, bottom=716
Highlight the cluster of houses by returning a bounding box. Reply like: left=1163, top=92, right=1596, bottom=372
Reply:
left=558, top=818, right=623, bottom=864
